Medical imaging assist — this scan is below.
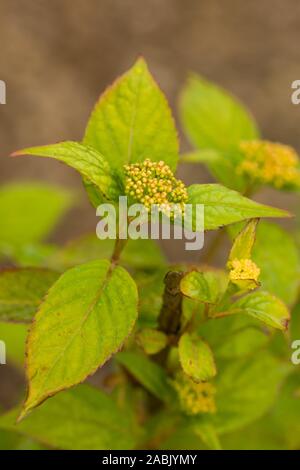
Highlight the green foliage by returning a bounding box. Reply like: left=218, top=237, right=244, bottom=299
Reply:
left=221, top=372, right=300, bottom=450
left=212, top=353, right=290, bottom=434
left=0, top=268, right=59, bottom=322
left=187, top=184, right=289, bottom=230
left=178, top=333, right=216, bottom=382
left=116, top=351, right=175, bottom=403
left=230, top=291, right=290, bottom=331
left=0, top=183, right=72, bottom=255
left=198, top=315, right=270, bottom=360
left=134, top=268, right=166, bottom=328
left=0, top=58, right=298, bottom=451
left=180, top=270, right=227, bottom=304
left=0, top=322, right=28, bottom=366
left=84, top=58, right=179, bottom=174
left=49, top=234, right=166, bottom=271
left=13, top=142, right=121, bottom=201
left=180, top=74, right=259, bottom=152
left=252, top=222, right=300, bottom=305
left=21, top=260, right=138, bottom=419
left=179, top=74, right=259, bottom=191
left=229, top=219, right=258, bottom=262
left=136, top=328, right=168, bottom=355
left=0, top=385, right=138, bottom=450
left=192, top=420, right=222, bottom=450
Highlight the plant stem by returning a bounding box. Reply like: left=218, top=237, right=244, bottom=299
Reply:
left=111, top=237, right=128, bottom=264
left=158, top=271, right=184, bottom=335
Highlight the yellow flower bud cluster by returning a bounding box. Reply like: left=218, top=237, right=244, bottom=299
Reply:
left=124, top=159, right=188, bottom=215
left=238, top=140, right=300, bottom=189
left=228, top=258, right=260, bottom=282
left=173, top=374, right=216, bottom=416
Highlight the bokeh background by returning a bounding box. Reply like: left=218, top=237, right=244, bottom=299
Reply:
left=0, top=0, right=300, bottom=412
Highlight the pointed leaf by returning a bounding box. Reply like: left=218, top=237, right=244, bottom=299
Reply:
left=179, top=74, right=259, bottom=152
left=12, top=142, right=120, bottom=200
left=84, top=58, right=179, bottom=173
left=21, top=259, right=138, bottom=419
left=229, top=218, right=258, bottom=262
left=231, top=290, right=290, bottom=330
left=187, top=184, right=290, bottom=230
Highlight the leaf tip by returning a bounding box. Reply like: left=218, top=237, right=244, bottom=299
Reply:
left=10, top=149, right=25, bottom=157
left=16, top=406, right=29, bottom=423
left=280, top=209, right=293, bottom=218
left=133, top=56, right=148, bottom=72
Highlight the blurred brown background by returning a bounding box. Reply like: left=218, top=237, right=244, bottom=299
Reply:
left=1, top=0, right=300, bottom=254
left=0, top=0, right=300, bottom=409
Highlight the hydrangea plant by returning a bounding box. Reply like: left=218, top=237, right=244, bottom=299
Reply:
left=0, top=58, right=299, bottom=450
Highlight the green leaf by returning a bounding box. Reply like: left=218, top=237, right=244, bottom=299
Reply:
left=0, top=385, right=138, bottom=450
left=0, top=429, right=43, bottom=450
left=116, top=351, right=175, bottom=403
left=0, top=268, right=59, bottom=323
left=49, top=234, right=166, bottom=271
left=215, top=326, right=269, bottom=359
left=136, top=328, right=168, bottom=355
left=8, top=243, right=57, bottom=268
left=179, top=74, right=261, bottom=191
left=84, top=58, right=179, bottom=173
left=252, top=222, right=300, bottom=305
left=159, top=423, right=208, bottom=450
left=0, top=323, right=28, bottom=366
left=231, top=291, right=290, bottom=330
left=82, top=177, right=105, bottom=208
left=0, top=183, right=72, bottom=249
left=180, top=270, right=227, bottom=304
left=192, top=420, right=222, bottom=450
left=213, top=353, right=290, bottom=433
left=182, top=149, right=248, bottom=192
left=187, top=184, right=290, bottom=230
left=135, top=268, right=166, bottom=328
left=181, top=149, right=222, bottom=164
left=270, top=372, right=300, bottom=449
left=220, top=376, right=300, bottom=450
left=220, top=419, right=284, bottom=450
left=198, top=315, right=270, bottom=360
left=227, top=219, right=260, bottom=292
left=121, top=238, right=167, bottom=270
left=143, top=410, right=181, bottom=449
left=291, top=301, right=300, bottom=342
left=178, top=333, right=216, bottom=382
left=179, top=74, right=259, bottom=152
left=229, top=218, right=258, bottom=262
left=49, top=234, right=115, bottom=269
left=20, top=259, right=138, bottom=420
left=12, top=142, right=120, bottom=201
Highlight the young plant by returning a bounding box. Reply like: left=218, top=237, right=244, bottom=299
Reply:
left=0, top=58, right=299, bottom=450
